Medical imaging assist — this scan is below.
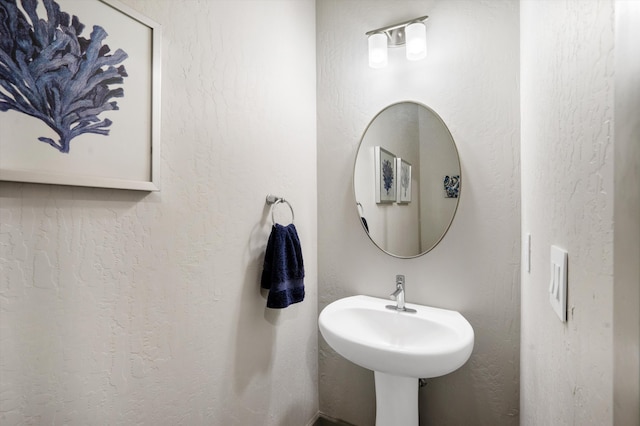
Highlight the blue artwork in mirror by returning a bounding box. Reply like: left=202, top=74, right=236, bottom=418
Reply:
left=444, top=175, right=460, bottom=198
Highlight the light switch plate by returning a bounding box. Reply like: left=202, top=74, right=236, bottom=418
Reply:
left=549, top=245, right=568, bottom=322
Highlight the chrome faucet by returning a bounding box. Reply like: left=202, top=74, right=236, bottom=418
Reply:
left=391, top=275, right=406, bottom=309
left=386, top=275, right=416, bottom=313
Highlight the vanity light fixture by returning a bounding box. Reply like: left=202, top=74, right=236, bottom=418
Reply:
left=366, top=16, right=428, bottom=68
left=368, top=32, right=388, bottom=68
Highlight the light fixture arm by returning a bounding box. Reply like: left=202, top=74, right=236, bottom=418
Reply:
left=365, top=16, right=429, bottom=47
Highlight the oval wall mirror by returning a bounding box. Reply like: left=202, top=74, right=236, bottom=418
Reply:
left=353, top=101, right=461, bottom=258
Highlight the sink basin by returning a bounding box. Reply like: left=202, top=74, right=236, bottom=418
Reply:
left=319, top=295, right=474, bottom=425
left=319, top=295, right=474, bottom=378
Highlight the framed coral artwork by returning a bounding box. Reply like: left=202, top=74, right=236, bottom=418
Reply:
left=374, top=146, right=396, bottom=203
left=396, top=158, right=411, bottom=204
left=0, top=0, right=161, bottom=191
left=444, top=175, right=460, bottom=198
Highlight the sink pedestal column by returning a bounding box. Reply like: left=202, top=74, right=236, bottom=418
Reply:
left=374, top=371, right=419, bottom=426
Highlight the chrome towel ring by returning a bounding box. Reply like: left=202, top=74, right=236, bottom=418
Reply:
left=266, top=194, right=295, bottom=225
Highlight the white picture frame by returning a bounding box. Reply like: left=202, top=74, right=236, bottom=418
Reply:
left=0, top=0, right=162, bottom=191
left=374, top=146, right=396, bottom=203
left=396, top=158, right=412, bottom=203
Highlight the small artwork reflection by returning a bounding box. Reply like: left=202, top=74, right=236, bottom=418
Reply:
left=397, top=158, right=412, bottom=204
left=444, top=175, right=460, bottom=198
left=375, top=146, right=396, bottom=203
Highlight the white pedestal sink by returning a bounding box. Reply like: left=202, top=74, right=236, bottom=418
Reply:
left=318, top=295, right=474, bottom=426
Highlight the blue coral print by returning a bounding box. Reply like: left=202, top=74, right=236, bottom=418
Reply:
left=382, top=158, right=394, bottom=195
left=444, top=175, right=460, bottom=198
left=0, top=0, right=128, bottom=153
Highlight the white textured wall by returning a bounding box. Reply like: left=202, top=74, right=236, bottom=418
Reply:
left=520, top=0, right=616, bottom=424
left=0, top=1, right=318, bottom=425
left=613, top=1, right=640, bottom=423
left=317, top=1, right=520, bottom=425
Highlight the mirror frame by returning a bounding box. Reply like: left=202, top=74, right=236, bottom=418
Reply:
left=352, top=101, right=461, bottom=258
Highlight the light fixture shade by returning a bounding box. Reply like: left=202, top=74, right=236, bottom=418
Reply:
left=368, top=32, right=388, bottom=68
left=405, top=22, right=427, bottom=61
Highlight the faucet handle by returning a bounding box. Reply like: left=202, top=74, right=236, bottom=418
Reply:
left=396, top=274, right=405, bottom=287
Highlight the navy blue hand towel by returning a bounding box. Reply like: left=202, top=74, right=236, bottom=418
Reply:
left=261, top=223, right=305, bottom=308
